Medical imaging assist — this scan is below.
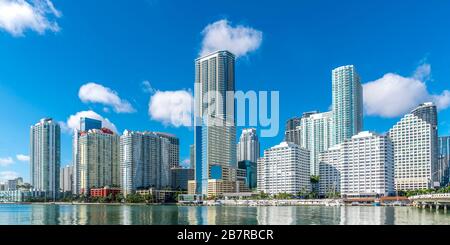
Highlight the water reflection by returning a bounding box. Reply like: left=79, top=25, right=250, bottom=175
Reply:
left=0, top=204, right=450, bottom=225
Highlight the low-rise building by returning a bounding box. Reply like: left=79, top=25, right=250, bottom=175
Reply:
left=89, top=187, right=121, bottom=198
left=170, top=167, right=194, bottom=191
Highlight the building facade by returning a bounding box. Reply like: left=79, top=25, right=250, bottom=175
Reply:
left=170, top=167, right=194, bottom=191
left=120, top=130, right=170, bottom=196
left=257, top=142, right=310, bottom=195
left=78, top=128, right=120, bottom=194
left=60, top=165, right=73, bottom=193
left=318, top=145, right=342, bottom=197
left=237, top=128, right=260, bottom=163
left=73, top=117, right=103, bottom=195
left=438, top=136, right=450, bottom=186
left=193, top=50, right=237, bottom=196
left=389, top=112, right=436, bottom=190
left=332, top=65, right=363, bottom=145
left=154, top=132, right=180, bottom=169
left=30, top=118, right=61, bottom=200
left=339, top=132, right=395, bottom=198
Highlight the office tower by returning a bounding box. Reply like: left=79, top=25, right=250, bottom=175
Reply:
left=411, top=102, right=438, bottom=127
left=257, top=142, right=310, bottom=195
left=332, top=65, right=363, bottom=145
left=411, top=102, right=439, bottom=185
left=170, top=167, right=194, bottom=190
left=285, top=111, right=318, bottom=144
left=194, top=117, right=236, bottom=195
left=193, top=50, right=236, bottom=195
left=237, top=128, right=260, bottom=163
left=6, top=177, right=23, bottom=191
left=80, top=117, right=102, bottom=132
left=438, top=136, right=450, bottom=186
left=284, top=111, right=333, bottom=176
left=238, top=160, right=257, bottom=190
left=285, top=117, right=302, bottom=132
left=60, top=165, right=73, bottom=193
left=73, top=117, right=102, bottom=195
left=120, top=130, right=170, bottom=196
left=30, top=118, right=61, bottom=200
left=189, top=144, right=195, bottom=169
left=318, top=145, right=342, bottom=197
left=389, top=107, right=437, bottom=190
left=154, top=132, right=180, bottom=169
left=78, top=128, right=120, bottom=194
left=339, top=132, right=394, bottom=198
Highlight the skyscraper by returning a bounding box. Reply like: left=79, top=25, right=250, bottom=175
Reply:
left=60, top=165, right=73, bottom=193
left=189, top=144, right=195, bottom=169
left=284, top=111, right=333, bottom=176
left=193, top=50, right=236, bottom=195
left=154, top=132, right=179, bottom=169
left=389, top=106, right=437, bottom=190
left=257, top=142, right=310, bottom=195
left=412, top=102, right=439, bottom=185
left=120, top=130, right=170, bottom=196
left=339, top=132, right=394, bottom=198
left=78, top=128, right=120, bottom=194
left=332, top=65, right=363, bottom=145
left=438, top=136, right=449, bottom=186
left=73, top=117, right=102, bottom=195
left=237, top=128, right=260, bottom=163
left=30, top=118, right=61, bottom=200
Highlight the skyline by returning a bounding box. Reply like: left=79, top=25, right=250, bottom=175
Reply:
left=1, top=0, right=450, bottom=183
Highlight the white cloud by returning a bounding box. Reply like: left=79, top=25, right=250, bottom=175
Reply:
left=16, top=154, right=30, bottom=162
left=142, top=80, right=155, bottom=94
left=78, top=82, right=136, bottom=113
left=60, top=110, right=118, bottom=133
left=413, top=63, right=431, bottom=82
left=200, top=19, right=262, bottom=58
left=363, top=63, right=450, bottom=118
left=0, top=171, right=19, bottom=182
left=0, top=0, right=61, bottom=37
left=0, top=157, right=14, bottom=167
left=149, top=90, right=193, bottom=127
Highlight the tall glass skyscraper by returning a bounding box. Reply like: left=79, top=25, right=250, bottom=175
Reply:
left=193, top=50, right=236, bottom=195
left=332, top=65, right=363, bottom=145
left=30, top=118, right=61, bottom=200
left=438, top=136, right=450, bottom=186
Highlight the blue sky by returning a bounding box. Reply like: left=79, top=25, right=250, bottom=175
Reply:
left=1, top=0, right=450, bottom=182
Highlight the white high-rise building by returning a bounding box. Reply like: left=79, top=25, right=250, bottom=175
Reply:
left=154, top=132, right=179, bottom=169
left=72, top=117, right=102, bottom=195
left=318, top=144, right=342, bottom=197
left=285, top=111, right=333, bottom=176
left=340, top=131, right=395, bottom=197
left=389, top=110, right=437, bottom=190
left=120, top=130, right=170, bottom=196
left=237, top=128, right=260, bottom=163
left=78, top=128, right=120, bottom=194
left=332, top=65, right=363, bottom=145
left=60, top=165, right=73, bottom=193
left=257, top=142, right=310, bottom=195
left=30, top=118, right=60, bottom=200
left=319, top=132, right=395, bottom=198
